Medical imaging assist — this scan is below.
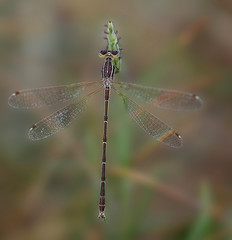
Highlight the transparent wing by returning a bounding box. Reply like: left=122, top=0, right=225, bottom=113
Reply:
left=28, top=87, right=103, bottom=140
left=8, top=81, right=101, bottom=109
left=113, top=81, right=202, bottom=111
left=112, top=87, right=183, bottom=148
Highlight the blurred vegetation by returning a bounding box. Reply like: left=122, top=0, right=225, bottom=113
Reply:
left=1, top=0, right=232, bottom=239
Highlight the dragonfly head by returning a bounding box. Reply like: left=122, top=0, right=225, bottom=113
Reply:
left=99, top=49, right=119, bottom=59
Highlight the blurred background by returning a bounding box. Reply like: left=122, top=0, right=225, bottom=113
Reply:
left=1, top=0, right=232, bottom=239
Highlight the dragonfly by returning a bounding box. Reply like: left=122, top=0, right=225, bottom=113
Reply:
left=8, top=49, right=202, bottom=221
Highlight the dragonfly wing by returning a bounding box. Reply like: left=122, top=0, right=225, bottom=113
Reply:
left=113, top=87, right=183, bottom=148
left=113, top=82, right=202, bottom=111
left=28, top=87, right=102, bottom=140
left=8, top=81, right=101, bottom=109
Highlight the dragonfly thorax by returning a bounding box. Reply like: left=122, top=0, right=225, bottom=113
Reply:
left=102, top=57, right=115, bottom=81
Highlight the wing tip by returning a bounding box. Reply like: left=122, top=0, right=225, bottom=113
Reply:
left=8, top=92, right=20, bottom=108
left=160, top=131, right=183, bottom=148
left=28, top=124, right=44, bottom=141
left=192, top=94, right=203, bottom=110
left=28, top=125, right=37, bottom=140
left=172, top=132, right=183, bottom=148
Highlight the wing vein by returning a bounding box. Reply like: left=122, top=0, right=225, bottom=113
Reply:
left=9, top=81, right=101, bottom=109
left=113, top=81, right=202, bottom=111
left=112, top=86, right=183, bottom=148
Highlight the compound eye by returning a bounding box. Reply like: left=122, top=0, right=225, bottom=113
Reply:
left=99, top=50, right=107, bottom=55
left=111, top=50, right=119, bottom=55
